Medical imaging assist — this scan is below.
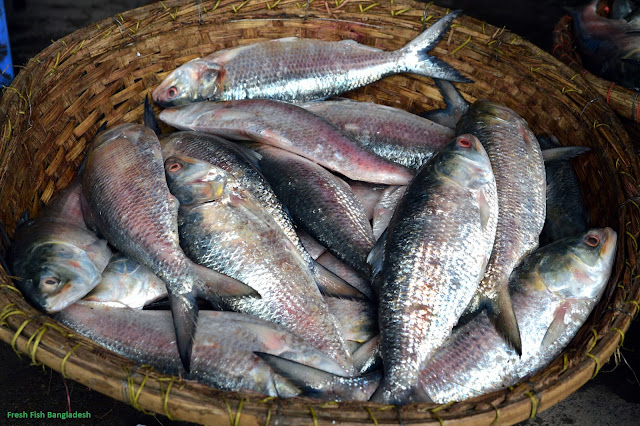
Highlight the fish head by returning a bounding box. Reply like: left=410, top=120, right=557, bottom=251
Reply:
left=16, top=241, right=104, bottom=312
left=164, top=155, right=229, bottom=206
left=436, top=133, right=493, bottom=190
left=538, top=227, right=617, bottom=301
left=152, top=58, right=224, bottom=107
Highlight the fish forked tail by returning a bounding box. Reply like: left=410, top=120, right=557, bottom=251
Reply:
left=487, top=286, right=523, bottom=357
left=421, top=79, right=470, bottom=129
left=168, top=290, right=199, bottom=372
left=400, top=10, right=473, bottom=83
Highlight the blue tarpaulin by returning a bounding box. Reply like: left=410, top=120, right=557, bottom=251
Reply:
left=0, top=0, right=13, bottom=86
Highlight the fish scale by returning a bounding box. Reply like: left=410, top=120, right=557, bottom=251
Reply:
left=370, top=134, right=498, bottom=404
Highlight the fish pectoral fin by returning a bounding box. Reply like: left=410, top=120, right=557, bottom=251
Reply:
left=540, top=300, right=571, bottom=351
left=487, top=288, right=523, bottom=357
left=193, top=263, right=260, bottom=298
left=169, top=291, right=199, bottom=372
left=313, top=262, right=370, bottom=301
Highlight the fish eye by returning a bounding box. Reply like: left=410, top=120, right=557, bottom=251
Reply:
left=457, top=137, right=472, bottom=148
left=167, top=86, right=178, bottom=99
left=168, top=162, right=182, bottom=172
left=41, top=276, right=61, bottom=287
left=585, top=235, right=600, bottom=247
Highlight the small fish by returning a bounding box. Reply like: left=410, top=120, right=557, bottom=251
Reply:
left=418, top=228, right=617, bottom=403
left=152, top=11, right=469, bottom=106
left=569, top=0, right=640, bottom=89
left=9, top=181, right=112, bottom=312
left=159, top=100, right=415, bottom=185
left=300, top=99, right=454, bottom=170
left=165, top=154, right=355, bottom=374
left=538, top=136, right=590, bottom=246
left=81, top=123, right=254, bottom=371
left=81, top=253, right=167, bottom=309
left=369, top=134, right=498, bottom=404
left=255, top=145, right=375, bottom=278
left=56, top=304, right=347, bottom=397
left=457, top=100, right=546, bottom=356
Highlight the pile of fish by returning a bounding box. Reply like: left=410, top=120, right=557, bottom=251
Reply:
left=7, top=11, right=617, bottom=405
left=569, top=0, right=640, bottom=89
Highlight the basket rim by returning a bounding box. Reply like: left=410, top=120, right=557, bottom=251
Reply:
left=0, top=1, right=638, bottom=424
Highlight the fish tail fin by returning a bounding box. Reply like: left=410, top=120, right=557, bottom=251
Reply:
left=169, top=290, right=199, bottom=372
left=400, top=10, right=472, bottom=83
left=541, top=146, right=591, bottom=163
left=255, top=352, right=381, bottom=401
left=420, top=79, right=470, bottom=128
left=144, top=94, right=162, bottom=136
left=312, top=261, right=370, bottom=300
left=487, top=287, right=523, bottom=356
left=192, top=263, right=260, bottom=301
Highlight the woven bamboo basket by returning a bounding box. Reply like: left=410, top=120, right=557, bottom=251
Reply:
left=552, top=13, right=640, bottom=126
left=0, top=1, right=638, bottom=424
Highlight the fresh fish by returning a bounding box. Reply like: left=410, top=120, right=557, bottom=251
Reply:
left=255, top=145, right=375, bottom=278
left=152, top=11, right=469, bottom=106
left=56, top=305, right=347, bottom=397
left=569, top=0, right=640, bottom=89
left=316, top=251, right=374, bottom=301
left=159, top=100, right=415, bottom=185
left=300, top=99, right=454, bottom=170
left=538, top=136, right=590, bottom=246
left=81, top=253, right=167, bottom=309
left=160, top=131, right=363, bottom=300
left=164, top=154, right=355, bottom=374
left=369, top=134, right=498, bottom=404
left=9, top=181, right=112, bottom=312
left=457, top=100, right=546, bottom=356
left=345, top=180, right=388, bottom=222
left=372, top=185, right=407, bottom=241
left=81, top=123, right=254, bottom=370
left=418, top=228, right=617, bottom=403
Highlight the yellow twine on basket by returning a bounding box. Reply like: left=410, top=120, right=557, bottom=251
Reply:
left=611, top=327, right=626, bottom=348
left=391, top=8, right=410, bottom=16
left=233, top=398, right=246, bottom=426
left=308, top=406, right=319, bottom=426
left=70, top=39, right=86, bottom=55
left=626, top=300, right=640, bottom=319
left=586, top=353, right=602, bottom=379
left=489, top=403, right=500, bottom=426
left=264, top=406, right=272, bottom=426
left=450, top=35, right=471, bottom=56
left=223, top=396, right=234, bottom=425
left=233, top=0, right=250, bottom=12
left=431, top=401, right=454, bottom=426
left=376, top=404, right=395, bottom=411
left=267, top=0, right=282, bottom=9
left=359, top=3, right=378, bottom=13
left=524, top=391, right=539, bottom=419
left=587, top=328, right=598, bottom=352
left=169, top=7, right=179, bottom=20
left=212, top=0, right=223, bottom=11
left=123, top=366, right=153, bottom=414
left=561, top=353, right=569, bottom=373
left=11, top=318, right=31, bottom=357
left=26, top=324, right=50, bottom=365
left=259, top=396, right=276, bottom=403
left=320, top=401, right=339, bottom=408
left=60, top=344, right=81, bottom=379
left=157, top=376, right=179, bottom=421
left=626, top=231, right=638, bottom=252
left=0, top=284, right=22, bottom=294
left=365, top=407, right=379, bottom=426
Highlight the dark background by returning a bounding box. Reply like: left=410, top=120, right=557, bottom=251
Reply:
left=2, top=0, right=640, bottom=424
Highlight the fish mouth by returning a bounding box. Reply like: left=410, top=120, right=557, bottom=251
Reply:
left=600, top=227, right=618, bottom=259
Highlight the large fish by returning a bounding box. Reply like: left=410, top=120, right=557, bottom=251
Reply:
left=152, top=11, right=469, bottom=106
left=164, top=154, right=355, bottom=374
left=569, top=0, right=640, bottom=89
left=9, top=181, right=112, bottom=312
left=369, top=134, right=498, bottom=404
left=56, top=304, right=348, bottom=397
left=418, top=228, right=617, bottom=403
left=160, top=131, right=364, bottom=300
left=300, top=99, right=454, bottom=170
left=81, top=123, right=255, bottom=370
left=254, top=145, right=375, bottom=278
left=456, top=100, right=546, bottom=356
left=159, top=100, right=414, bottom=185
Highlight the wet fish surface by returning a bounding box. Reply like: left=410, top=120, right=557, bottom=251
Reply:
left=418, top=228, right=617, bottom=403
left=370, top=134, right=498, bottom=404
left=152, top=11, right=469, bottom=106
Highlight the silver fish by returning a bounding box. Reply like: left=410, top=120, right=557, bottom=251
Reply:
left=457, top=100, right=546, bottom=356
left=56, top=305, right=347, bottom=397
left=418, top=228, right=617, bottom=403
left=300, top=99, right=454, bottom=170
left=81, top=253, right=167, bottom=309
left=152, top=11, right=469, bottom=106
left=159, top=100, right=415, bottom=185
left=255, top=145, right=375, bottom=278
left=164, top=154, right=355, bottom=374
left=9, top=181, right=112, bottom=312
left=369, top=134, right=498, bottom=404
left=81, top=123, right=254, bottom=370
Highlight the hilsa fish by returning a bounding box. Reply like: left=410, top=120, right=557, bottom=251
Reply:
left=81, top=123, right=255, bottom=371
left=152, top=11, right=470, bottom=106
left=419, top=228, right=616, bottom=403
left=369, top=134, right=498, bottom=404
left=569, top=0, right=640, bottom=89
left=9, top=181, right=112, bottom=312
